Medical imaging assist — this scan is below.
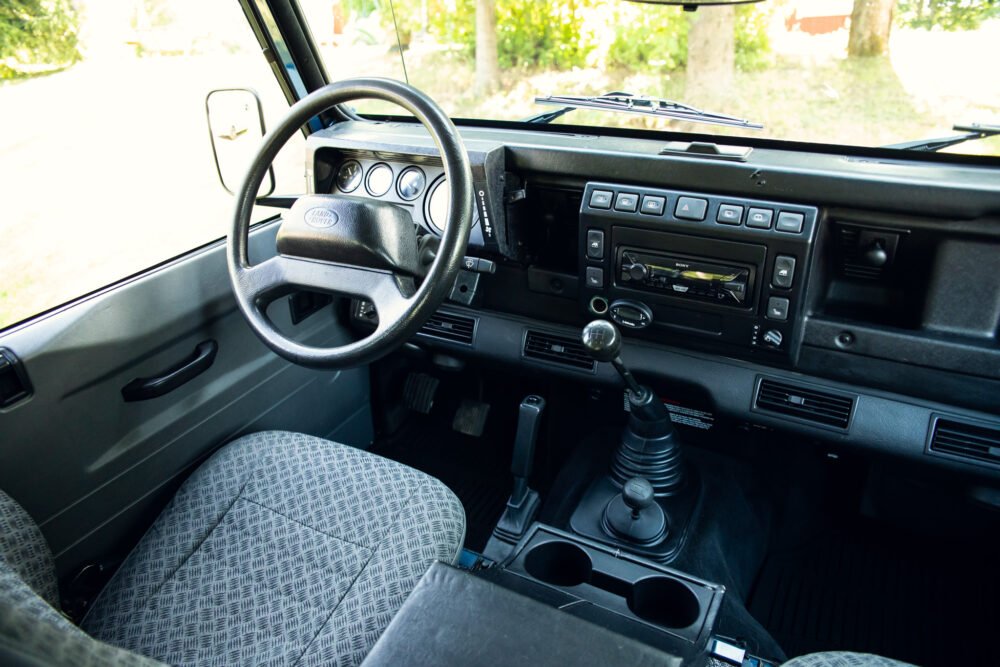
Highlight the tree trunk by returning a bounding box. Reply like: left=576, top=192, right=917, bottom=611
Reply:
left=686, top=5, right=736, bottom=99
left=848, top=0, right=896, bottom=57
left=475, top=0, right=500, bottom=93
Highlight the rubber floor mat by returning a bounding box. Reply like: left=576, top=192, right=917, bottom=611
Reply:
left=748, top=524, right=1000, bottom=667
left=372, top=421, right=512, bottom=553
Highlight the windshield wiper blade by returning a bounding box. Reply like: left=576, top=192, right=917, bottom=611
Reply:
left=884, top=123, right=1000, bottom=152
left=525, top=91, right=763, bottom=130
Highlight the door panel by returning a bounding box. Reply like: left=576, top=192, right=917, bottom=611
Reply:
left=0, top=220, right=372, bottom=577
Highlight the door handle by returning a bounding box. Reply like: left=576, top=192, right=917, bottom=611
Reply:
left=121, top=340, right=219, bottom=402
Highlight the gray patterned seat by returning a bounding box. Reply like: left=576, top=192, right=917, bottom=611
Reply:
left=1, top=431, right=466, bottom=667
left=783, top=653, right=916, bottom=667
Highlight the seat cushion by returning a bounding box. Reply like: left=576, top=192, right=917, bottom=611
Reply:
left=783, top=653, right=916, bottom=667
left=81, top=431, right=466, bottom=667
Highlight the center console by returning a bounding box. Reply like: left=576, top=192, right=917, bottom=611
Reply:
left=578, top=182, right=818, bottom=360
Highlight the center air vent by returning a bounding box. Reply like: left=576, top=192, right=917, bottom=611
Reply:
left=418, top=311, right=476, bottom=344
left=523, top=330, right=595, bottom=371
left=755, top=378, right=854, bottom=429
left=929, top=418, right=1000, bottom=467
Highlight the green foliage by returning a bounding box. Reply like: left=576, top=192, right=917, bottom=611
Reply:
left=496, top=0, right=597, bottom=69
left=896, top=0, right=1000, bottom=30
left=606, top=5, right=689, bottom=73
left=734, top=3, right=772, bottom=72
left=0, top=0, right=81, bottom=79
left=426, top=0, right=597, bottom=69
left=606, top=3, right=770, bottom=74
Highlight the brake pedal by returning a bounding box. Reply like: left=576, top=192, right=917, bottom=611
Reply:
left=452, top=399, right=490, bottom=437
left=402, top=372, right=440, bottom=414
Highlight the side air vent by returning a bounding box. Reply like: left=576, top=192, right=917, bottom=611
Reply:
left=418, top=311, right=476, bottom=344
left=835, top=224, right=902, bottom=281
left=755, top=378, right=854, bottom=429
left=929, top=418, right=1000, bottom=466
left=523, top=330, right=595, bottom=371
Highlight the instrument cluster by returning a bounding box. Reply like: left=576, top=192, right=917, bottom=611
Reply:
left=331, top=158, right=460, bottom=236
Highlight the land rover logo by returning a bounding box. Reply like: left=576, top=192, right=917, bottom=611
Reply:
left=304, top=207, right=339, bottom=228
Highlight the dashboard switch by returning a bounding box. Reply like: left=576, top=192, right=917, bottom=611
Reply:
left=766, top=296, right=790, bottom=321
left=675, top=197, right=708, bottom=221
left=615, top=193, right=639, bottom=212
left=776, top=211, right=804, bottom=233
left=773, top=255, right=796, bottom=289
left=590, top=190, right=613, bottom=209
left=640, top=195, right=666, bottom=216
left=747, top=208, right=774, bottom=229
left=762, top=330, right=784, bottom=348
left=585, top=266, right=605, bottom=289
left=717, top=204, right=744, bottom=225
left=586, top=229, right=605, bottom=259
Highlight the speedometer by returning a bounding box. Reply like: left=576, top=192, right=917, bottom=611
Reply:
left=426, top=177, right=450, bottom=234
left=335, top=160, right=362, bottom=193
left=365, top=163, right=393, bottom=197
left=396, top=166, right=426, bottom=201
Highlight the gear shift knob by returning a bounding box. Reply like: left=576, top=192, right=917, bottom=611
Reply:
left=581, top=319, right=622, bottom=363
left=622, top=477, right=655, bottom=517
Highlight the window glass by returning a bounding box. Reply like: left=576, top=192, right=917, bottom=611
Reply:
left=299, top=0, right=1000, bottom=157
left=0, top=0, right=305, bottom=329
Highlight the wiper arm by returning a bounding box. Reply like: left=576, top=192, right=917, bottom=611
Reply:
left=884, top=123, right=1000, bottom=152
left=525, top=91, right=763, bottom=130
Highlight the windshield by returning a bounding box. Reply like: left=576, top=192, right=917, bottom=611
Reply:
left=299, top=0, right=1000, bottom=158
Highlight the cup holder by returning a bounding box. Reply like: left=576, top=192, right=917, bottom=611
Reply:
left=523, top=540, right=593, bottom=587
left=627, top=576, right=701, bottom=629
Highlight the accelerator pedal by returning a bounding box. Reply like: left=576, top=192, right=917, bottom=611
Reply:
left=453, top=399, right=490, bottom=437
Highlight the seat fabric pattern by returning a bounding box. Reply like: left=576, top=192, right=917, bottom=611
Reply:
left=783, top=652, right=916, bottom=667
left=0, top=489, right=59, bottom=608
left=0, top=491, right=164, bottom=666
left=81, top=431, right=466, bottom=667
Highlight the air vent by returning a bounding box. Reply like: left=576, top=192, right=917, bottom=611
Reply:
left=523, top=330, right=596, bottom=371
left=929, top=418, right=1000, bottom=466
left=418, top=311, right=476, bottom=344
left=836, top=226, right=883, bottom=280
left=755, top=378, right=854, bottom=429
left=835, top=224, right=902, bottom=281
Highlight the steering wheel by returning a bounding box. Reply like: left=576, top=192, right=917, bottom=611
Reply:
left=227, top=78, right=474, bottom=368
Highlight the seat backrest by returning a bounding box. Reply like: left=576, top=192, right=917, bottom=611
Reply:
left=0, top=490, right=164, bottom=667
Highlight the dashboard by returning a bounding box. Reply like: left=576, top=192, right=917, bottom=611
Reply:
left=307, top=120, right=1000, bottom=479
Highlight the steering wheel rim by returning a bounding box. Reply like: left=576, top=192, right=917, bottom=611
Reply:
left=227, top=78, right=474, bottom=369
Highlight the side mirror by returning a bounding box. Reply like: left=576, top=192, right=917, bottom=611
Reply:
left=205, top=88, right=274, bottom=197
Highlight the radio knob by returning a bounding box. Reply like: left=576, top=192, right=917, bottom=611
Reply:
left=627, top=263, right=649, bottom=281
left=762, top=330, right=783, bottom=348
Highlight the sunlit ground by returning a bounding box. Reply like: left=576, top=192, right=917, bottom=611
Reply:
left=1, top=9, right=998, bottom=330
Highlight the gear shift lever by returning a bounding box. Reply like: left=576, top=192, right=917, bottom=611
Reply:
left=582, top=320, right=685, bottom=498
left=581, top=320, right=644, bottom=397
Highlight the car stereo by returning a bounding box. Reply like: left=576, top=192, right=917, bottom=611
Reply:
left=618, top=248, right=752, bottom=307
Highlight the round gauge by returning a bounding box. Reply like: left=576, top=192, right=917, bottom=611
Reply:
left=426, top=177, right=450, bottom=234
left=365, top=163, right=393, bottom=197
left=396, top=166, right=426, bottom=201
left=335, top=159, right=363, bottom=193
